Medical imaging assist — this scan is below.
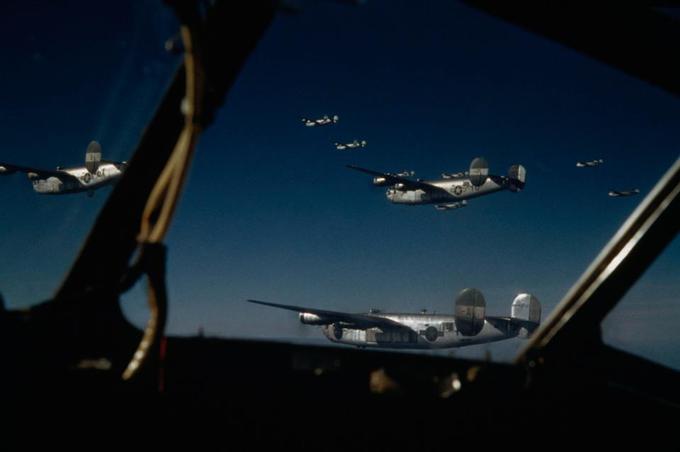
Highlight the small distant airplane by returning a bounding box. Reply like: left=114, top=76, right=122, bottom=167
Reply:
left=393, top=170, right=415, bottom=177
left=0, top=141, right=126, bottom=196
left=441, top=172, right=465, bottom=179
left=301, top=115, right=339, bottom=127
left=609, top=188, right=640, bottom=197
left=334, top=140, right=367, bottom=151
left=576, top=159, right=604, bottom=168
left=435, top=200, right=467, bottom=211
left=347, top=157, right=525, bottom=211
left=247, top=288, right=541, bottom=349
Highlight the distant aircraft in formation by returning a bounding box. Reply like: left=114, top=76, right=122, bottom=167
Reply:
left=392, top=170, right=415, bottom=177
left=301, top=115, right=339, bottom=127
left=334, top=140, right=367, bottom=151
left=247, top=288, right=541, bottom=349
left=608, top=189, right=640, bottom=197
left=574, top=158, right=642, bottom=197
left=576, top=159, right=604, bottom=168
left=434, top=200, right=467, bottom=211
left=441, top=171, right=465, bottom=179
left=347, top=157, right=526, bottom=211
left=0, top=141, right=126, bottom=196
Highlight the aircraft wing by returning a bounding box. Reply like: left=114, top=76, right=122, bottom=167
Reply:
left=346, top=165, right=448, bottom=194
left=247, top=299, right=413, bottom=331
left=0, top=162, right=79, bottom=182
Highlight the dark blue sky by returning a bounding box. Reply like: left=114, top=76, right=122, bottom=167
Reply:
left=1, top=1, right=678, bottom=367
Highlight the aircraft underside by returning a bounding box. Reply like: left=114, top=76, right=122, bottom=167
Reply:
left=32, top=174, right=119, bottom=194
left=387, top=178, right=506, bottom=205
left=322, top=318, right=518, bottom=349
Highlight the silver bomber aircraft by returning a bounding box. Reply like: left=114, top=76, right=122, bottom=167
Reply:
left=576, top=158, right=604, bottom=168
left=608, top=188, right=640, bottom=197
left=301, top=114, right=339, bottom=127
left=334, top=139, right=367, bottom=150
left=347, top=157, right=526, bottom=211
left=0, top=141, right=126, bottom=196
left=247, top=288, right=541, bottom=349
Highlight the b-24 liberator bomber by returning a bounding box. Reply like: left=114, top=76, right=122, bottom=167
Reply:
left=576, top=159, right=604, bottom=168
left=0, top=141, right=126, bottom=196
left=247, top=289, right=541, bottom=349
left=441, top=171, right=465, bottom=179
left=608, top=188, right=640, bottom=197
left=347, top=157, right=526, bottom=211
left=301, top=114, right=339, bottom=127
left=334, top=139, right=367, bottom=150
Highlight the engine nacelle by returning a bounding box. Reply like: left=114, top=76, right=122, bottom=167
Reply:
left=374, top=171, right=414, bottom=186
left=299, top=312, right=330, bottom=325
left=454, top=288, right=486, bottom=336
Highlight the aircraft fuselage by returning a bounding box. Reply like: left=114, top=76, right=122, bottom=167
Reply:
left=321, top=313, right=522, bottom=349
left=30, top=163, right=124, bottom=194
left=386, top=176, right=507, bottom=205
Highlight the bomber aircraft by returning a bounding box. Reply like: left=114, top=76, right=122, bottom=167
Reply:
left=576, top=159, right=604, bottom=168
left=334, top=139, right=367, bottom=150
left=301, top=114, right=339, bottom=127
left=0, top=141, right=126, bottom=196
left=608, top=188, right=640, bottom=197
left=247, top=288, right=541, bottom=349
left=441, top=171, right=465, bottom=179
left=347, top=157, right=525, bottom=211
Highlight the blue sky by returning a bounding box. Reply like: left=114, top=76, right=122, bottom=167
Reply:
left=1, top=1, right=678, bottom=367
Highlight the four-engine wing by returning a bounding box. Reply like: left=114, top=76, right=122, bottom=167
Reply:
left=0, top=162, right=80, bottom=183
left=247, top=299, right=413, bottom=331
left=346, top=165, right=448, bottom=194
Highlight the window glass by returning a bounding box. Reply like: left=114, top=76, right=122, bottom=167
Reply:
left=603, top=236, right=680, bottom=370
left=0, top=1, right=179, bottom=306
left=2, top=1, right=676, bottom=366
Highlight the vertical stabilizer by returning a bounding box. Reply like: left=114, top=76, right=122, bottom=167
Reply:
left=455, top=288, right=486, bottom=336
left=511, top=293, right=541, bottom=337
left=508, top=164, right=526, bottom=192
left=85, top=140, right=102, bottom=174
left=469, top=157, right=489, bottom=187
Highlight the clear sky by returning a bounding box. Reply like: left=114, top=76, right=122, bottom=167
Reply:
left=1, top=1, right=678, bottom=368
